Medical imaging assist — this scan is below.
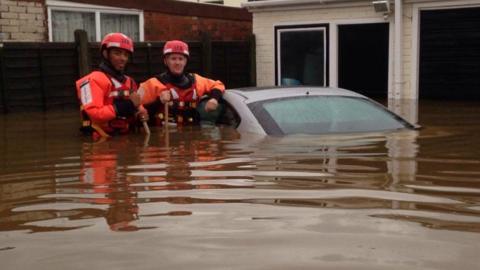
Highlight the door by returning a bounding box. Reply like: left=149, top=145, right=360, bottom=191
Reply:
left=419, top=7, right=480, bottom=100
left=338, top=23, right=389, bottom=98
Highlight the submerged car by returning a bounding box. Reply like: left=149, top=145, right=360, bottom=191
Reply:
left=213, top=86, right=417, bottom=135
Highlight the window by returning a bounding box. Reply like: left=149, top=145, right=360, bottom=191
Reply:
left=47, top=1, right=143, bottom=42
left=275, top=24, right=329, bottom=86
left=51, top=10, right=95, bottom=42
left=100, top=14, right=140, bottom=41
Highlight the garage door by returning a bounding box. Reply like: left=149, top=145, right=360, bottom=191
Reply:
left=419, top=7, right=480, bottom=100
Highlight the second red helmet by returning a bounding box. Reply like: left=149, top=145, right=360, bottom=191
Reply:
left=163, top=40, right=189, bottom=57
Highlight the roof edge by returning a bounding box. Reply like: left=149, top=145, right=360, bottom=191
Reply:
left=242, top=0, right=366, bottom=10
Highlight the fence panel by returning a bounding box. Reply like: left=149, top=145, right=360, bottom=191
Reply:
left=0, top=39, right=254, bottom=113
left=41, top=43, right=79, bottom=109
left=212, top=41, right=251, bottom=89
left=0, top=43, right=79, bottom=112
left=1, top=44, right=43, bottom=111
left=87, top=42, right=206, bottom=83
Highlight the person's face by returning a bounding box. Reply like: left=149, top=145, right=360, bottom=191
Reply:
left=104, top=48, right=130, bottom=72
left=164, top=53, right=187, bottom=75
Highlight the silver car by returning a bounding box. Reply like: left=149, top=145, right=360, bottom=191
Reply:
left=213, top=86, right=417, bottom=135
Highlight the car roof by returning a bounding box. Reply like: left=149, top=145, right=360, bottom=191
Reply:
left=225, top=86, right=366, bottom=103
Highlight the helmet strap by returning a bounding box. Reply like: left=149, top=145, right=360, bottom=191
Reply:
left=101, top=49, right=110, bottom=60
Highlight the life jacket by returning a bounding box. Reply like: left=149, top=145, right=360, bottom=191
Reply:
left=147, top=73, right=199, bottom=125
left=139, top=72, right=225, bottom=126
left=164, top=82, right=201, bottom=125
left=76, top=71, right=137, bottom=139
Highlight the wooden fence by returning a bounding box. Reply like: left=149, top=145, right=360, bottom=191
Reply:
left=0, top=35, right=255, bottom=113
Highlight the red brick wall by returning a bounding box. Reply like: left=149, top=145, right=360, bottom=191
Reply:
left=144, top=12, right=252, bottom=41
left=70, top=0, right=252, bottom=42
left=73, top=0, right=250, bottom=21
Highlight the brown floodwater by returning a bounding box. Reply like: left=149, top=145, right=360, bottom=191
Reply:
left=0, top=100, right=479, bottom=270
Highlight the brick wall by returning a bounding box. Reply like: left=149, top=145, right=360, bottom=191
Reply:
left=67, top=0, right=252, bottom=41
left=0, top=0, right=251, bottom=42
left=145, top=12, right=252, bottom=41
left=0, top=0, right=46, bottom=41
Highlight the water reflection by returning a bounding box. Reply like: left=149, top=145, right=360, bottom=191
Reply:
left=1, top=101, right=480, bottom=269
left=80, top=141, right=140, bottom=231
left=1, top=111, right=480, bottom=233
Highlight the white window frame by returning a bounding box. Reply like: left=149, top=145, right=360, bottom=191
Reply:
left=330, top=18, right=393, bottom=94
left=47, top=0, right=144, bottom=42
left=274, top=18, right=390, bottom=92
left=275, top=25, right=328, bottom=86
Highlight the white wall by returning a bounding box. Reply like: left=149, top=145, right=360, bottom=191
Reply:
left=247, top=0, right=480, bottom=100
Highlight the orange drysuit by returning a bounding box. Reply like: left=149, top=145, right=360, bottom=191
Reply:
left=76, top=68, right=140, bottom=138
left=138, top=72, right=225, bottom=125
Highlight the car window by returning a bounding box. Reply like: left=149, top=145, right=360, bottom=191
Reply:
left=248, top=96, right=411, bottom=135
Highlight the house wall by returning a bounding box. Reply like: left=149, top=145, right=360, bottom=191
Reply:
left=177, top=0, right=249, bottom=8
left=0, top=0, right=46, bottom=41
left=69, top=0, right=252, bottom=41
left=251, top=2, right=416, bottom=98
left=144, top=12, right=252, bottom=41
left=249, top=0, right=480, bottom=100
left=1, top=0, right=251, bottom=42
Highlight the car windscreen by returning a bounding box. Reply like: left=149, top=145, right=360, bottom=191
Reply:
left=248, top=96, right=411, bottom=135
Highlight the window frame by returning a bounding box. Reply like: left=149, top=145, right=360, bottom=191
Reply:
left=274, top=24, right=329, bottom=87
left=47, top=0, right=144, bottom=42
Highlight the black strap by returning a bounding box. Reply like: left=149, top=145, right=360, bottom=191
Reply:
left=157, top=72, right=195, bottom=89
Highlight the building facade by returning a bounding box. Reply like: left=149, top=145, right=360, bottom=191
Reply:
left=176, top=0, right=249, bottom=8
left=0, top=0, right=45, bottom=41
left=0, top=0, right=252, bottom=42
left=244, top=0, right=480, bottom=101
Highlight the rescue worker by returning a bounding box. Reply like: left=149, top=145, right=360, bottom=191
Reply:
left=138, top=40, right=225, bottom=125
left=76, top=32, right=148, bottom=140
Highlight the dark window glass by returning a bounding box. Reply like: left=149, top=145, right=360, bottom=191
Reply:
left=279, top=29, right=326, bottom=86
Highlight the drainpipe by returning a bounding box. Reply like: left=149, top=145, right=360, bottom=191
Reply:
left=393, top=0, right=403, bottom=99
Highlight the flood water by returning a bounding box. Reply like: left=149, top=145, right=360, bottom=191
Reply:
left=0, top=100, right=479, bottom=270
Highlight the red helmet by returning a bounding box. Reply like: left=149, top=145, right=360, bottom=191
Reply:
left=101, top=32, right=134, bottom=53
left=163, top=40, right=189, bottom=57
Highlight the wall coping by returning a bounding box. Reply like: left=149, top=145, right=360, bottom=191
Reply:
left=55, top=0, right=252, bottom=21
